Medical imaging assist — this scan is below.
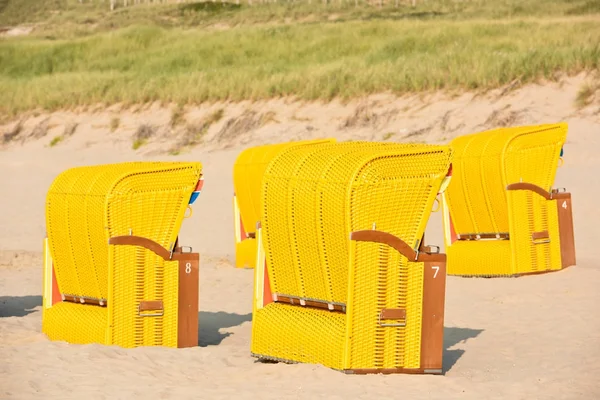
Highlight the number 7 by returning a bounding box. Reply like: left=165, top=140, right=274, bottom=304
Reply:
left=432, top=266, right=439, bottom=279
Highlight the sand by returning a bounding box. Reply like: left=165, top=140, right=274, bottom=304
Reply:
left=1, top=75, right=600, bottom=399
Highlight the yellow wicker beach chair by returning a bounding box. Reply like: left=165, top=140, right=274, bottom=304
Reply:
left=232, top=139, right=336, bottom=268
left=251, top=141, right=453, bottom=374
left=42, top=161, right=204, bottom=348
left=440, top=122, right=576, bottom=277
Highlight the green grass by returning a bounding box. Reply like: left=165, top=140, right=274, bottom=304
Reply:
left=131, top=123, right=156, bottom=149
left=110, top=116, right=120, bottom=132
left=132, top=138, right=147, bottom=150
left=2, top=0, right=600, bottom=37
left=170, top=104, right=186, bottom=127
left=49, top=134, right=63, bottom=146
left=1, top=0, right=599, bottom=115
left=575, top=81, right=599, bottom=108
left=206, top=108, right=225, bottom=125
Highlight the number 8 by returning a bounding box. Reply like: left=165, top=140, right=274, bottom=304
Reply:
left=185, top=262, right=191, bottom=274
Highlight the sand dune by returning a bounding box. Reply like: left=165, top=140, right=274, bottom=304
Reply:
left=1, top=76, right=600, bottom=399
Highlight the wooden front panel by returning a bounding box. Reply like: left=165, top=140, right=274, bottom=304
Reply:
left=420, top=257, right=447, bottom=371
left=554, top=193, right=576, bottom=268
left=177, top=254, right=200, bottom=348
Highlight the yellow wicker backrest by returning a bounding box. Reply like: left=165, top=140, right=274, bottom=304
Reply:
left=503, top=125, right=566, bottom=189
left=233, top=139, right=336, bottom=232
left=261, top=142, right=452, bottom=303
left=446, top=123, right=567, bottom=234
left=46, top=162, right=202, bottom=300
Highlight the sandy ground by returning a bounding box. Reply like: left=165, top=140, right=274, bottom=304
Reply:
left=1, top=76, right=600, bottom=399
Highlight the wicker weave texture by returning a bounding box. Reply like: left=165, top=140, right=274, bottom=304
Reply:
left=345, top=241, right=424, bottom=369
left=251, top=303, right=347, bottom=368
left=507, top=191, right=562, bottom=275
left=504, top=132, right=565, bottom=275
left=42, top=302, right=108, bottom=344
left=108, top=247, right=181, bottom=348
left=262, top=142, right=451, bottom=303
left=446, top=240, right=513, bottom=276
left=446, top=123, right=566, bottom=235
left=447, top=130, right=509, bottom=234
left=233, top=139, right=336, bottom=235
left=233, top=139, right=336, bottom=269
left=253, top=142, right=452, bottom=370
left=43, top=161, right=201, bottom=347
left=445, top=123, right=567, bottom=276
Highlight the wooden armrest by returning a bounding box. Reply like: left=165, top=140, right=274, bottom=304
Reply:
left=506, top=182, right=552, bottom=200
left=350, top=230, right=445, bottom=262
left=109, top=235, right=197, bottom=261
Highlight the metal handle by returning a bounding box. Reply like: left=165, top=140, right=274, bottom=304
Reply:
left=532, top=238, right=551, bottom=245
left=179, top=246, right=193, bottom=253
left=431, top=197, right=441, bottom=212
left=422, top=245, right=440, bottom=254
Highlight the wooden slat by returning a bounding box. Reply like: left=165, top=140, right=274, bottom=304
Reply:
left=350, top=230, right=445, bottom=262
left=177, top=255, right=199, bottom=348
left=506, top=182, right=551, bottom=200
left=380, top=308, right=406, bottom=320
left=138, top=300, right=163, bottom=312
left=456, top=232, right=510, bottom=241
left=274, top=294, right=346, bottom=313
left=420, top=260, right=447, bottom=371
left=532, top=231, right=550, bottom=241
left=553, top=192, right=576, bottom=267
left=62, top=294, right=107, bottom=307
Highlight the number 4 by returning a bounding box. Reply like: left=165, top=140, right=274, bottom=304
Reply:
left=432, top=266, right=440, bottom=279
left=562, top=201, right=567, bottom=209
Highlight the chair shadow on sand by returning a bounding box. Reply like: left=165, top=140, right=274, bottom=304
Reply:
left=198, top=311, right=252, bottom=347
left=443, top=326, right=484, bottom=373
left=0, top=296, right=481, bottom=372
left=0, top=297, right=252, bottom=347
left=0, top=295, right=42, bottom=318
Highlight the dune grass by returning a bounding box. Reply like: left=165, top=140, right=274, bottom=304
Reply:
left=2, top=0, right=600, bottom=37
left=1, top=0, right=600, bottom=115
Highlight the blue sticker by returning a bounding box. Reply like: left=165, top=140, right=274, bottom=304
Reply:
left=189, top=191, right=200, bottom=205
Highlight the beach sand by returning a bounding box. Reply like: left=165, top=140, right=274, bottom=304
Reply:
left=1, top=75, right=600, bottom=399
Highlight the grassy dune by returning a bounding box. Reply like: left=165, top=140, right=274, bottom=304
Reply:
left=2, top=0, right=599, bottom=34
left=1, top=0, right=599, bottom=115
